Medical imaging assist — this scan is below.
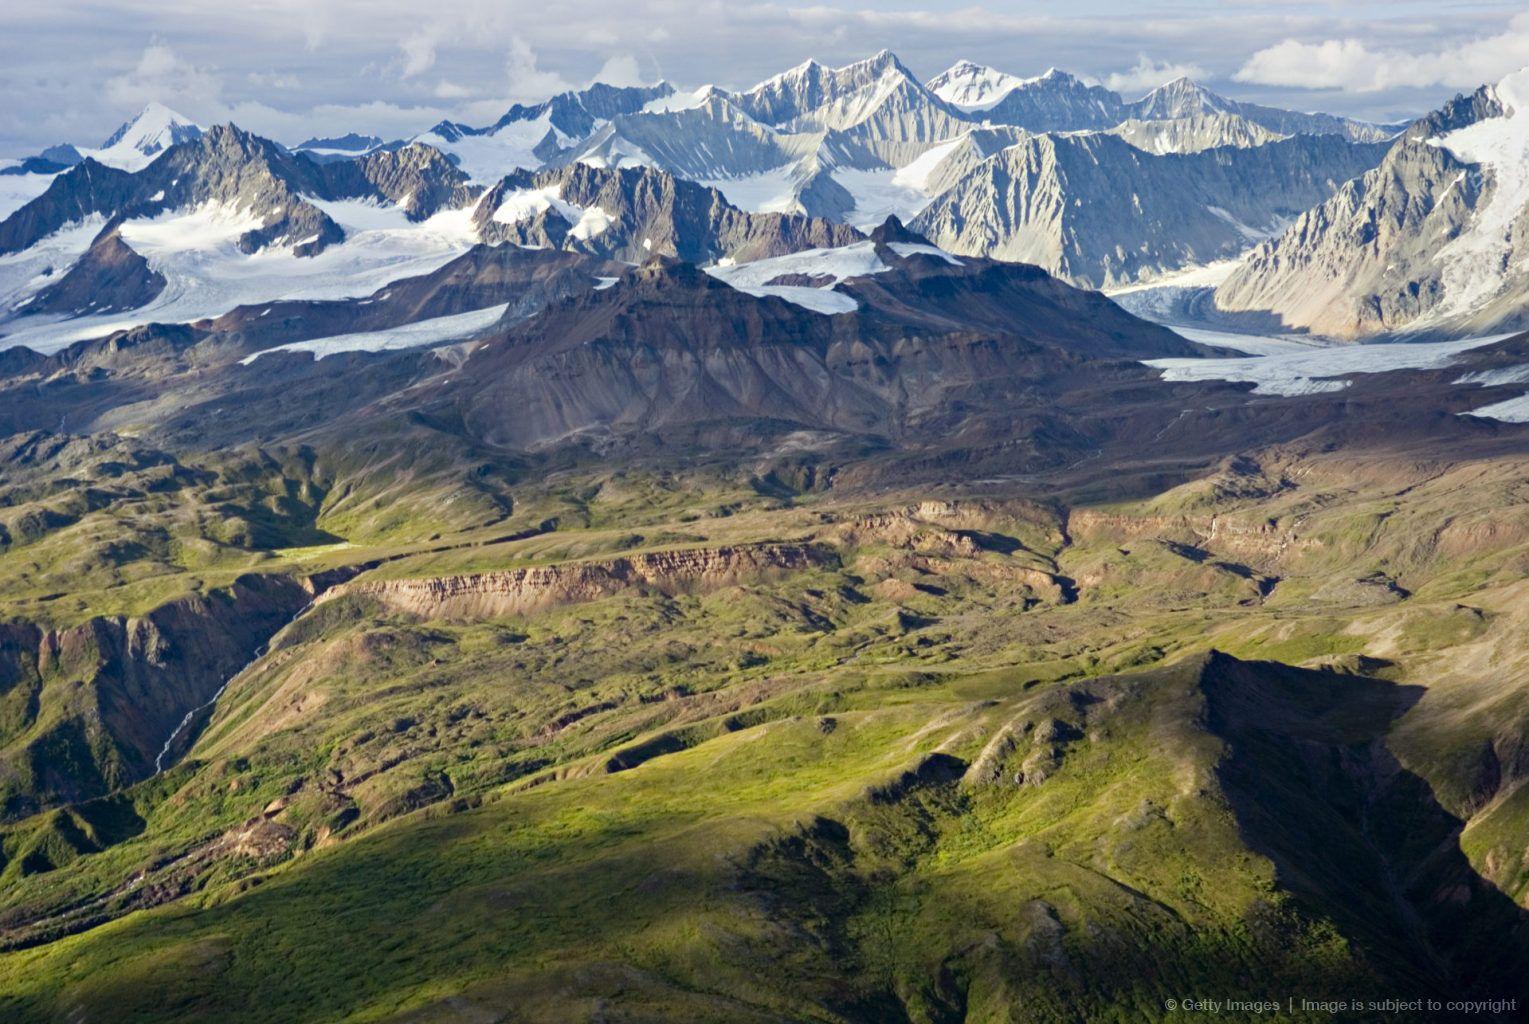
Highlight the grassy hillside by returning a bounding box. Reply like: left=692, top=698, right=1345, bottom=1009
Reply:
left=1, top=441, right=1527, bottom=1022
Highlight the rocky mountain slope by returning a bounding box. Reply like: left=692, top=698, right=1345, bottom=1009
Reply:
left=1215, top=72, right=1529, bottom=339
left=913, top=131, right=1387, bottom=286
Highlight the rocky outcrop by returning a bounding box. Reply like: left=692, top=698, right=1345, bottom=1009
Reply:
left=476, top=163, right=860, bottom=264
left=1066, top=508, right=1309, bottom=568
left=0, top=573, right=323, bottom=821
left=318, top=143, right=480, bottom=221
left=318, top=543, right=833, bottom=619
left=18, top=226, right=165, bottom=316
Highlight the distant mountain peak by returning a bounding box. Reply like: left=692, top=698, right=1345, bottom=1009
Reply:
left=100, top=102, right=201, bottom=151
left=91, top=102, right=204, bottom=171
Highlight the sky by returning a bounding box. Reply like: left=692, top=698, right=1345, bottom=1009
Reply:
left=3, top=0, right=1529, bottom=155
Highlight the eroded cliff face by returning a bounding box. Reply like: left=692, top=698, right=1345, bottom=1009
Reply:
left=0, top=574, right=318, bottom=820
left=318, top=543, right=836, bottom=619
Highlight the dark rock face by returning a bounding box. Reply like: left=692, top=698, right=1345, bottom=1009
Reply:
left=475, top=163, right=861, bottom=263
left=428, top=247, right=1204, bottom=451
left=1407, top=84, right=1505, bottom=140
left=19, top=227, right=166, bottom=316
left=0, top=159, right=137, bottom=255
left=314, top=142, right=480, bottom=221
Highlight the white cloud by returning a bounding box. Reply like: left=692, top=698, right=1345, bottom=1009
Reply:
left=590, top=54, right=646, bottom=88
left=1105, top=55, right=1207, bottom=96
left=433, top=80, right=472, bottom=100
left=222, top=99, right=448, bottom=144
left=504, top=36, right=573, bottom=102
left=105, top=41, right=224, bottom=112
left=1236, top=14, right=1529, bottom=92
left=450, top=36, right=575, bottom=123
left=399, top=31, right=439, bottom=79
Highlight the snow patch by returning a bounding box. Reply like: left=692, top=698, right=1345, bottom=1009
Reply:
left=1464, top=392, right=1529, bottom=422
left=705, top=240, right=888, bottom=315
left=888, top=242, right=961, bottom=265
left=1, top=205, right=480, bottom=353
left=570, top=206, right=615, bottom=240
left=0, top=171, right=59, bottom=221
left=834, top=168, right=937, bottom=230
left=891, top=137, right=966, bottom=191
left=242, top=302, right=509, bottom=363
left=1454, top=364, right=1529, bottom=386
left=119, top=201, right=264, bottom=254
left=696, top=167, right=801, bottom=214
left=1146, top=332, right=1514, bottom=395
left=416, top=114, right=566, bottom=183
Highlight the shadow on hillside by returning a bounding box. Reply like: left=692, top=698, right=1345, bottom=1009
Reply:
left=1201, top=652, right=1529, bottom=1017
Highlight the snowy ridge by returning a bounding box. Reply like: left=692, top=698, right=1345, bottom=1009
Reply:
left=1428, top=68, right=1529, bottom=323
left=2, top=203, right=480, bottom=354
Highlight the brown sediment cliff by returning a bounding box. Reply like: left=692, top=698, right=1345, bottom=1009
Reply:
left=317, top=543, right=835, bottom=619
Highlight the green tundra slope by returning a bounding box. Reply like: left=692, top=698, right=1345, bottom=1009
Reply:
left=1, top=434, right=1527, bottom=1023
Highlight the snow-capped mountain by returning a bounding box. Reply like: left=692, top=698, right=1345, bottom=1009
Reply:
left=925, top=60, right=1034, bottom=109
left=1214, top=71, right=1529, bottom=339
left=934, top=65, right=1124, bottom=132
left=0, top=118, right=858, bottom=354
left=730, top=49, right=968, bottom=141
left=87, top=102, right=204, bottom=171
left=414, top=82, right=673, bottom=182
left=474, top=163, right=857, bottom=264
left=0, top=49, right=1415, bottom=357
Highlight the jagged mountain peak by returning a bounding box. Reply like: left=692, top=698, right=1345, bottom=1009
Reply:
left=868, top=215, right=930, bottom=246
left=1214, top=64, right=1529, bottom=338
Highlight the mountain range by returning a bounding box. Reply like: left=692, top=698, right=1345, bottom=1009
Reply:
left=0, top=48, right=1410, bottom=355
left=2, top=43, right=1529, bottom=1024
